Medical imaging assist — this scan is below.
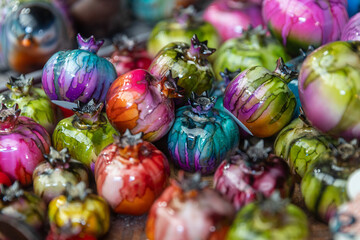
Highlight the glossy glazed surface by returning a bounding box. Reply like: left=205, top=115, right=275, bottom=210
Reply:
left=0, top=0, right=72, bottom=73
left=53, top=103, right=117, bottom=169
left=203, top=0, right=264, bottom=41
left=227, top=199, right=309, bottom=240
left=301, top=147, right=360, bottom=222
left=274, top=118, right=333, bottom=178
left=0, top=106, right=50, bottom=186
left=213, top=28, right=289, bottom=79
left=149, top=40, right=216, bottom=97
left=223, top=62, right=296, bottom=137
left=95, top=133, right=170, bottom=215
left=48, top=193, right=110, bottom=238
left=262, top=0, right=348, bottom=55
left=42, top=34, right=117, bottom=104
left=0, top=183, right=46, bottom=231
left=33, top=148, right=90, bottom=203
left=299, top=41, right=360, bottom=139
left=147, top=16, right=219, bottom=58
left=106, top=69, right=176, bottom=142
left=341, top=13, right=360, bottom=41
left=146, top=180, right=235, bottom=240
left=0, top=76, right=56, bottom=133
left=168, top=99, right=239, bottom=175
left=214, top=153, right=293, bottom=210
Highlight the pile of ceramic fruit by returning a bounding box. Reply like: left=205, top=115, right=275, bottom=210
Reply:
left=1, top=0, right=360, bottom=239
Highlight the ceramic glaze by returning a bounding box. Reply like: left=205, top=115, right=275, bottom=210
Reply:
left=214, top=141, right=293, bottom=210
left=149, top=34, right=216, bottom=98
left=341, top=13, right=360, bottom=41
left=168, top=93, right=239, bottom=175
left=0, top=104, right=50, bottom=186
left=274, top=117, right=334, bottom=178
left=0, top=0, right=72, bottom=73
left=33, top=148, right=90, bottom=203
left=227, top=193, right=309, bottom=240
left=299, top=41, right=360, bottom=139
left=223, top=58, right=296, bottom=138
left=95, top=131, right=170, bottom=215
left=53, top=100, right=117, bottom=169
left=262, top=0, right=348, bottom=55
left=146, top=174, right=235, bottom=240
left=42, top=34, right=117, bottom=104
left=0, top=182, right=46, bottom=231
left=147, top=7, right=220, bottom=58
left=203, top=0, right=264, bottom=41
left=48, top=182, right=110, bottom=239
left=213, top=26, right=289, bottom=79
left=301, top=141, right=360, bottom=223
left=106, top=69, right=181, bottom=142
left=0, top=75, right=56, bottom=133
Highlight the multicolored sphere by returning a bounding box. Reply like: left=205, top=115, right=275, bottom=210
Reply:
left=0, top=0, right=73, bottom=73
left=214, top=141, right=293, bottom=210
left=213, top=26, right=289, bottom=79
left=0, top=104, right=50, bottom=186
left=274, top=117, right=334, bottom=178
left=301, top=140, right=360, bottom=222
left=53, top=100, right=117, bottom=169
left=299, top=41, right=360, bottom=139
left=223, top=58, right=296, bottom=138
left=42, top=34, right=117, bottom=104
left=106, top=69, right=181, bottom=142
left=147, top=6, right=220, bottom=57
left=48, top=182, right=110, bottom=239
left=149, top=34, right=216, bottom=98
left=95, top=130, right=170, bottom=215
left=33, top=148, right=90, bottom=203
left=203, top=0, right=264, bottom=41
left=262, top=0, right=348, bottom=55
left=0, top=75, right=56, bottom=134
left=227, top=193, right=309, bottom=240
left=341, top=12, right=360, bottom=41
left=168, top=93, right=239, bottom=175
left=146, top=173, right=235, bottom=240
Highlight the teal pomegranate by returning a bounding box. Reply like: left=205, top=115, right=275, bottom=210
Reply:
left=213, top=26, right=289, bottom=79
left=274, top=116, right=334, bottom=178
left=0, top=75, right=56, bottom=134
left=52, top=100, right=117, bottom=170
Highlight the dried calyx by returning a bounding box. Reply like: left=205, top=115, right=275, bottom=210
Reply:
left=0, top=104, right=20, bottom=131
left=331, top=139, right=360, bottom=162
left=160, top=70, right=184, bottom=99
left=242, top=140, right=272, bottom=165
left=187, top=34, right=216, bottom=60
left=77, top=34, right=104, bottom=54
left=273, top=57, right=298, bottom=83
left=65, top=182, right=91, bottom=202
left=113, top=35, right=136, bottom=52
left=259, top=191, right=290, bottom=215
left=220, top=68, right=241, bottom=85
left=7, top=75, right=33, bottom=96
left=176, top=171, right=208, bottom=194
left=243, top=25, right=267, bottom=45
left=72, top=99, right=106, bottom=129
left=286, top=46, right=315, bottom=72
left=114, top=129, right=143, bottom=148
left=189, top=92, right=216, bottom=115
left=0, top=182, right=24, bottom=203
left=44, top=147, right=71, bottom=167
left=175, top=5, right=197, bottom=26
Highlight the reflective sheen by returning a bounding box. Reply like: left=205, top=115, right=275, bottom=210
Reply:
left=341, top=13, right=360, bottom=41
left=299, top=41, right=360, bottom=139
left=95, top=131, right=170, bottom=215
